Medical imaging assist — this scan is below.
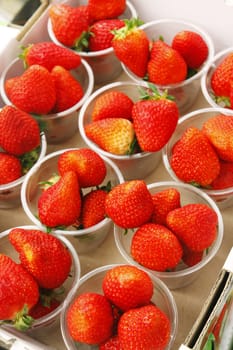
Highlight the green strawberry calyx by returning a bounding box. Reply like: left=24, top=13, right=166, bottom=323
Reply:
left=138, top=83, right=175, bottom=102
left=13, top=305, right=34, bottom=331
left=73, top=31, right=91, bottom=52
left=20, top=146, right=41, bottom=175
left=18, top=44, right=33, bottom=69
left=111, top=17, right=144, bottom=39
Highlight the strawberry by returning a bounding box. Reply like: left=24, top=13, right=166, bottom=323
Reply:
left=99, top=335, right=122, bottom=349
left=0, top=105, right=40, bottom=156
left=147, top=39, right=187, bottom=85
left=78, top=188, right=108, bottom=228
left=66, top=292, right=114, bottom=344
left=131, top=86, right=179, bottom=152
left=112, top=18, right=150, bottom=78
left=102, top=265, right=153, bottom=311
left=118, top=304, right=171, bottom=350
left=151, top=187, right=181, bottom=225
left=105, top=180, right=154, bottom=229
left=0, top=254, right=39, bottom=330
left=19, top=42, right=81, bottom=71
left=84, top=118, right=136, bottom=155
left=166, top=203, right=218, bottom=252
left=91, top=90, right=133, bottom=121
left=171, top=30, right=209, bottom=69
left=202, top=114, right=233, bottom=162
left=170, top=126, right=220, bottom=187
left=38, top=171, right=81, bottom=228
left=88, top=0, right=126, bottom=21
left=9, top=228, right=72, bottom=289
left=131, top=223, right=183, bottom=271
left=49, top=4, right=92, bottom=49
left=58, top=148, right=107, bottom=188
left=89, top=19, right=125, bottom=51
left=5, top=64, right=56, bottom=115
left=0, top=152, right=22, bottom=184
left=29, top=298, right=60, bottom=319
left=211, top=52, right=233, bottom=97
left=182, top=244, right=204, bottom=267
left=210, top=160, right=233, bottom=190
left=51, top=65, right=84, bottom=113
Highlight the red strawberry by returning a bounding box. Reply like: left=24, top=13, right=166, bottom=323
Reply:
left=38, top=171, right=81, bottom=228
left=51, top=65, right=84, bottom=113
left=88, top=0, right=126, bottom=21
left=0, top=152, right=22, bottom=184
left=112, top=18, right=150, bottom=78
left=182, top=244, right=204, bottom=267
left=29, top=298, right=60, bottom=319
left=211, top=52, right=233, bottom=97
left=171, top=30, right=209, bottom=69
left=58, top=148, right=107, bottom=188
left=89, top=19, right=125, bottom=51
left=91, top=90, right=133, bottom=121
left=0, top=105, right=40, bottom=156
left=131, top=86, right=179, bottom=152
left=202, top=114, right=233, bottom=162
left=9, top=228, right=72, bottom=289
left=118, top=304, right=171, bottom=350
left=79, top=188, right=108, bottom=228
left=147, top=39, right=187, bottom=85
left=166, top=203, right=218, bottom=252
left=105, top=180, right=154, bottom=229
left=211, top=160, right=233, bottom=190
left=0, top=254, right=39, bottom=330
left=102, top=265, right=153, bottom=311
left=66, top=292, right=114, bottom=344
left=5, top=64, right=56, bottom=115
left=131, top=223, right=183, bottom=271
left=151, top=187, right=181, bottom=225
left=84, top=118, right=136, bottom=155
left=20, top=42, right=81, bottom=70
left=49, top=4, right=92, bottom=49
left=99, top=335, right=122, bottom=349
left=170, top=126, right=220, bottom=187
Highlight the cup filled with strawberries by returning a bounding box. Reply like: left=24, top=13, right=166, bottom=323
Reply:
left=47, top=0, right=137, bottom=84
left=163, top=107, right=233, bottom=209
left=110, top=179, right=223, bottom=289
left=0, top=42, right=94, bottom=144
left=0, top=105, right=47, bottom=209
left=60, top=264, right=178, bottom=349
left=0, top=225, right=81, bottom=332
left=79, top=81, right=179, bottom=180
left=112, top=18, right=214, bottom=114
left=21, top=147, right=124, bottom=254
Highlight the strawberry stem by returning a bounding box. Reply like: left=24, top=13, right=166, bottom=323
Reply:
left=14, top=305, right=34, bottom=331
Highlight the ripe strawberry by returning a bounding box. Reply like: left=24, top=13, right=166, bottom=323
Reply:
left=91, top=90, right=133, bottom=121
left=170, top=126, right=220, bottom=187
left=89, top=19, right=125, bottom=51
left=29, top=298, right=60, bottom=319
left=38, top=171, right=81, bottom=228
left=99, top=335, right=121, bottom=349
left=0, top=105, right=40, bottom=156
left=202, top=114, right=233, bottom=162
left=147, top=39, right=187, bottom=85
left=182, top=244, right=204, bottom=267
left=151, top=187, right=181, bottom=225
left=58, top=148, right=107, bottom=188
left=166, top=203, right=218, bottom=252
left=131, top=86, right=179, bottom=152
left=66, top=292, right=114, bottom=344
left=112, top=18, right=150, bottom=78
left=118, top=304, right=171, bottom=350
left=210, top=160, right=233, bottom=190
left=79, top=188, right=108, bottom=228
left=88, top=0, right=126, bottom=21
left=0, top=152, right=22, bottom=184
left=131, top=223, right=183, bottom=271
left=0, top=254, right=39, bottom=329
left=102, top=265, right=153, bottom=311
left=211, top=53, right=233, bottom=97
left=9, top=228, right=72, bottom=289
left=84, top=118, right=136, bottom=155
left=171, top=30, right=209, bottom=69
left=49, top=4, right=92, bottom=49
left=20, top=42, right=81, bottom=71
left=105, top=180, right=154, bottom=229
left=5, top=64, right=56, bottom=114
left=51, top=65, right=84, bottom=113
